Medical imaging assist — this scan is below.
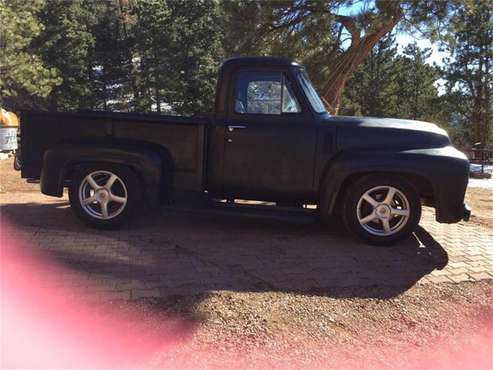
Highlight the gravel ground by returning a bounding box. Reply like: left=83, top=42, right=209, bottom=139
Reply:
left=102, top=281, right=492, bottom=368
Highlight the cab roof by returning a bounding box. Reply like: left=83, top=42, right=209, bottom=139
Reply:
left=220, top=56, right=300, bottom=70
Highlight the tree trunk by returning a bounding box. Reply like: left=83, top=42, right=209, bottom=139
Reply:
left=155, top=86, right=161, bottom=113
left=321, top=6, right=402, bottom=115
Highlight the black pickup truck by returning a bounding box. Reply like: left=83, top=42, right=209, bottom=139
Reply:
left=18, top=56, right=470, bottom=244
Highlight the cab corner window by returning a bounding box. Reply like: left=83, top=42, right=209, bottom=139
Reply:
left=282, top=80, right=301, bottom=113
left=234, top=71, right=301, bottom=115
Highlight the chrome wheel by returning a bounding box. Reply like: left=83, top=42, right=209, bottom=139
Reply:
left=78, top=170, right=127, bottom=220
left=356, top=185, right=411, bottom=236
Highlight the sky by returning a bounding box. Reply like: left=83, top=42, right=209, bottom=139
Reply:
left=339, top=0, right=449, bottom=66
left=395, top=33, right=448, bottom=67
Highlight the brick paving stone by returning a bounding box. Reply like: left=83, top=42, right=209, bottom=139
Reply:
left=448, top=273, right=475, bottom=283
left=466, top=265, right=490, bottom=273
left=131, top=288, right=161, bottom=299
left=442, top=267, right=469, bottom=276
left=426, top=275, right=454, bottom=284
left=468, top=272, right=493, bottom=281
left=430, top=269, right=450, bottom=276
left=101, top=290, right=131, bottom=301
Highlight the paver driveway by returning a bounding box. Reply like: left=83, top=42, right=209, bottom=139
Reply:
left=1, top=192, right=492, bottom=302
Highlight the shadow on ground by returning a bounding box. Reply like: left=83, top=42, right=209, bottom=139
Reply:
left=1, top=200, right=448, bottom=305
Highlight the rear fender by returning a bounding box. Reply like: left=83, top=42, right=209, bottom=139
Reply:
left=41, top=143, right=173, bottom=205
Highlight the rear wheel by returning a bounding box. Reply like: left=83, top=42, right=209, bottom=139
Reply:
left=13, top=152, right=21, bottom=171
left=68, top=164, right=141, bottom=229
left=342, top=175, right=421, bottom=245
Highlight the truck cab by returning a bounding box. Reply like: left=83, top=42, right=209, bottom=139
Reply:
left=18, top=56, right=471, bottom=245
left=207, top=57, right=328, bottom=203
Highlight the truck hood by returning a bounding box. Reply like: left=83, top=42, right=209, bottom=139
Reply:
left=327, top=116, right=451, bottom=151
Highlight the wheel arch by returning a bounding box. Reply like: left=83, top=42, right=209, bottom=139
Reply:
left=319, top=151, right=435, bottom=219
left=41, top=143, right=174, bottom=205
left=335, top=171, right=433, bottom=210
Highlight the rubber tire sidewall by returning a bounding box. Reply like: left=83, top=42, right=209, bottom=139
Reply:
left=69, top=164, right=141, bottom=229
left=342, top=174, right=421, bottom=246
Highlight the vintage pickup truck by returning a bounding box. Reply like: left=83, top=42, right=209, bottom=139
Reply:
left=18, top=56, right=470, bottom=244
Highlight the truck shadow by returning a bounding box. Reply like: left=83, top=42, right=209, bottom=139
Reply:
left=1, top=200, right=448, bottom=305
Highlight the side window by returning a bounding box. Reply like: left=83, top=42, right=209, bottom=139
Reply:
left=234, top=71, right=301, bottom=115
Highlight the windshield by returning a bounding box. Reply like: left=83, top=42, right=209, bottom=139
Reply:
left=297, top=70, right=327, bottom=114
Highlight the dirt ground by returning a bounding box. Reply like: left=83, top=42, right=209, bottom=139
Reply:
left=0, top=158, right=39, bottom=193
left=93, top=281, right=493, bottom=368
left=465, top=187, right=493, bottom=228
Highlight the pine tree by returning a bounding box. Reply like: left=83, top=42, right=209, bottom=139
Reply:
left=394, top=43, right=441, bottom=122
left=33, top=0, right=99, bottom=110
left=91, top=1, right=132, bottom=111
left=130, top=0, right=223, bottom=115
left=341, top=38, right=442, bottom=123
left=441, top=0, right=493, bottom=148
left=0, top=0, right=61, bottom=110
left=340, top=34, right=400, bottom=117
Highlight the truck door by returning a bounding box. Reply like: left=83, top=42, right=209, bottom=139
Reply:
left=222, top=70, right=317, bottom=200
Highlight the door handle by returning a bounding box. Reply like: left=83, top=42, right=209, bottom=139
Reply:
left=227, top=125, right=247, bottom=132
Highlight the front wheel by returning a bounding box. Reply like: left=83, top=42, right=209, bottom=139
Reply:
left=68, top=164, right=141, bottom=229
left=342, top=175, right=421, bottom=245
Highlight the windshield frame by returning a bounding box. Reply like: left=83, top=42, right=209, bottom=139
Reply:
left=296, top=69, right=328, bottom=114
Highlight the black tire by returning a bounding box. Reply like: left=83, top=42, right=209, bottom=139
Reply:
left=68, top=164, right=142, bottom=229
left=342, top=174, right=421, bottom=245
left=13, top=152, right=21, bottom=171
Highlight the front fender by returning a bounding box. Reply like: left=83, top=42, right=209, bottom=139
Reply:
left=320, top=147, right=469, bottom=223
left=41, top=143, right=172, bottom=205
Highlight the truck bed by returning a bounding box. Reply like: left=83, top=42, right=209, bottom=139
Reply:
left=20, top=111, right=208, bottom=191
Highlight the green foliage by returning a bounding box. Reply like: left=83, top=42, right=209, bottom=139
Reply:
left=340, top=34, right=401, bottom=117
left=0, top=0, right=61, bottom=109
left=0, top=0, right=243, bottom=112
left=440, top=0, right=493, bottom=148
left=394, top=43, right=442, bottom=122
left=33, top=0, right=102, bottom=110
left=131, top=0, right=223, bottom=115
left=91, top=0, right=133, bottom=112
left=340, top=36, right=442, bottom=124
